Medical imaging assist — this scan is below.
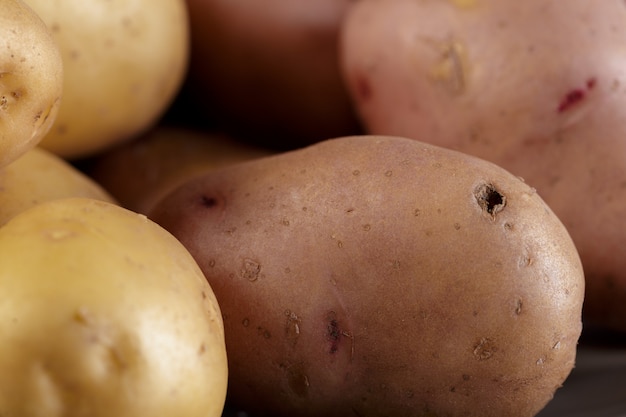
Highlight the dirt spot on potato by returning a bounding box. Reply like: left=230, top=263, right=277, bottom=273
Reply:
left=474, top=183, right=506, bottom=218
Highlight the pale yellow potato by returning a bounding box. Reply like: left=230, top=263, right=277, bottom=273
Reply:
left=25, top=0, right=189, bottom=159
left=0, top=197, right=228, bottom=417
left=0, top=0, right=63, bottom=168
left=88, top=126, right=271, bottom=215
left=0, top=146, right=116, bottom=226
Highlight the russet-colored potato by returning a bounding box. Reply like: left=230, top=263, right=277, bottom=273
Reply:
left=149, top=135, right=584, bottom=417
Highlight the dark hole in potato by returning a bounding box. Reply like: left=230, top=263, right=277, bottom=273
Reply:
left=200, top=195, right=217, bottom=208
left=474, top=183, right=506, bottom=217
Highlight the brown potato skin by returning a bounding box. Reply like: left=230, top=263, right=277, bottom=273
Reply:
left=179, top=0, right=362, bottom=149
left=340, top=0, right=626, bottom=331
left=86, top=126, right=271, bottom=215
left=149, top=135, right=584, bottom=417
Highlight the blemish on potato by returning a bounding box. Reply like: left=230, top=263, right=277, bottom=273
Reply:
left=362, top=224, right=371, bottom=231
left=473, top=337, right=496, bottom=360
left=241, top=258, right=261, bottom=281
left=281, top=362, right=310, bottom=398
left=384, top=170, right=393, bottom=177
left=474, top=183, right=506, bottom=219
left=199, top=195, right=217, bottom=208
left=429, top=39, right=468, bottom=95
left=257, top=326, right=271, bottom=339
left=453, top=222, right=461, bottom=230
left=242, top=318, right=250, bottom=327
left=285, top=310, right=302, bottom=346
left=326, top=311, right=342, bottom=354
left=514, top=298, right=523, bottom=315
left=352, top=169, right=360, bottom=176
left=414, top=208, right=421, bottom=217
left=557, top=78, right=596, bottom=113
left=354, top=73, right=372, bottom=101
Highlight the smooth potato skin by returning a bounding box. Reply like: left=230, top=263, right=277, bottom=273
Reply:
left=87, top=126, right=271, bottom=215
left=0, top=198, right=228, bottom=417
left=0, top=0, right=63, bottom=168
left=26, top=0, right=189, bottom=159
left=0, top=146, right=116, bottom=226
left=340, top=0, right=626, bottom=331
left=150, top=136, right=584, bottom=417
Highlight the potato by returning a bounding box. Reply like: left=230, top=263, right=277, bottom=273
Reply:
left=24, top=0, right=189, bottom=159
left=149, top=135, right=584, bottom=417
left=0, top=197, right=228, bottom=417
left=178, top=0, right=362, bottom=149
left=0, top=0, right=63, bottom=169
left=340, top=0, right=626, bottom=332
left=0, top=146, right=115, bottom=226
left=87, top=125, right=272, bottom=215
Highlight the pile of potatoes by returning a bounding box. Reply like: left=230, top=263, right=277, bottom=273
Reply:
left=0, top=0, right=623, bottom=416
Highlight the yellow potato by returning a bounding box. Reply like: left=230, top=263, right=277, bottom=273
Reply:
left=0, top=146, right=115, bottom=226
left=0, top=0, right=63, bottom=168
left=150, top=135, right=584, bottom=417
left=24, top=0, right=189, bottom=159
left=0, top=197, right=228, bottom=417
left=87, top=126, right=271, bottom=215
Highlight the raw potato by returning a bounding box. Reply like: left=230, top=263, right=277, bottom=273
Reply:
left=0, top=197, right=228, bottom=417
left=24, top=0, right=189, bottom=159
left=0, top=146, right=116, bottom=226
left=149, top=135, right=585, bottom=417
left=340, top=0, right=626, bottom=331
left=180, top=0, right=361, bottom=148
left=0, top=0, right=63, bottom=168
left=88, top=126, right=271, bottom=215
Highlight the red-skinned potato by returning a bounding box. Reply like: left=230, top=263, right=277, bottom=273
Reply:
left=149, top=135, right=584, bottom=417
left=178, top=0, right=362, bottom=149
left=340, top=0, right=626, bottom=331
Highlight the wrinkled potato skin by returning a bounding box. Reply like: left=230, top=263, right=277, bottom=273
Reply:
left=25, top=0, right=189, bottom=159
left=181, top=0, right=361, bottom=148
left=88, top=126, right=271, bottom=215
left=0, top=198, right=228, bottom=417
left=0, top=0, right=63, bottom=169
left=0, top=146, right=115, bottom=226
left=340, top=0, right=626, bottom=331
left=150, top=136, right=584, bottom=417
